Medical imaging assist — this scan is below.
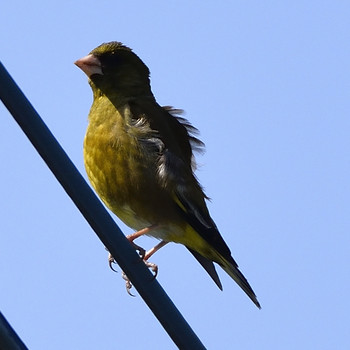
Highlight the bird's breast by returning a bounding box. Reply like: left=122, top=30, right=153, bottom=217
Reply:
left=83, top=101, right=178, bottom=231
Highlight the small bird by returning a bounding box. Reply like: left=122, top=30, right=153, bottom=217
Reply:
left=75, top=41, right=260, bottom=308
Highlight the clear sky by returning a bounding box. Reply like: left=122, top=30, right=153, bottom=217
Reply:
left=1, top=1, right=349, bottom=349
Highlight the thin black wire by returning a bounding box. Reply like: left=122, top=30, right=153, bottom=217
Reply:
left=0, top=312, right=28, bottom=350
left=0, top=61, right=207, bottom=350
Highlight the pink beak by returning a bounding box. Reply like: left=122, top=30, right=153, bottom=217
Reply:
left=75, top=54, right=103, bottom=77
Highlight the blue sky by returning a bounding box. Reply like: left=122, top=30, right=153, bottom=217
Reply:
left=1, top=1, right=349, bottom=349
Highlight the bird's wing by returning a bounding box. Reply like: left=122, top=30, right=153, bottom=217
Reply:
left=129, top=99, right=235, bottom=264
left=173, top=183, right=235, bottom=266
left=128, top=100, right=261, bottom=307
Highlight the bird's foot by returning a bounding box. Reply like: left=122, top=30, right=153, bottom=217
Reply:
left=106, top=240, right=146, bottom=273
left=121, top=259, right=159, bottom=296
left=144, top=260, right=158, bottom=279
left=106, top=234, right=166, bottom=296
left=130, top=242, right=146, bottom=260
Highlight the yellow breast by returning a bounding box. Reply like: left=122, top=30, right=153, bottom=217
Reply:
left=83, top=98, right=179, bottom=231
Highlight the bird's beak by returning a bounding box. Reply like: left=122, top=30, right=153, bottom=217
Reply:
left=74, top=54, right=103, bottom=77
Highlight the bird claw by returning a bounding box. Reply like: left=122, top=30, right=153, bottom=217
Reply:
left=108, top=252, right=118, bottom=272
left=106, top=240, right=145, bottom=273
left=122, top=271, right=135, bottom=297
left=132, top=243, right=146, bottom=260
left=106, top=239, right=161, bottom=295
left=121, top=260, right=159, bottom=297
left=144, top=260, right=158, bottom=279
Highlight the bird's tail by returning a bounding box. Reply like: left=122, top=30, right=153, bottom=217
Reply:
left=220, top=257, right=261, bottom=309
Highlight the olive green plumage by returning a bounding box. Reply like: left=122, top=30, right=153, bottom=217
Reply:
left=76, top=41, right=260, bottom=308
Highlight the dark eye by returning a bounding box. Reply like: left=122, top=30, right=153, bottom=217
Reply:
left=100, top=52, right=122, bottom=69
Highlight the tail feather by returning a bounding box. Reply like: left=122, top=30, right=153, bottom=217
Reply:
left=187, top=247, right=223, bottom=290
left=221, top=260, right=261, bottom=309
left=188, top=246, right=261, bottom=308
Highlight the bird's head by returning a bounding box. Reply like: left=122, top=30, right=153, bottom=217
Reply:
left=75, top=41, right=153, bottom=98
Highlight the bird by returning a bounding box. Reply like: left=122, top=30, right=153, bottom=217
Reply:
left=75, top=41, right=260, bottom=308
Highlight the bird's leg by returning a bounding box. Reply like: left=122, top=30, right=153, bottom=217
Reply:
left=127, top=238, right=170, bottom=295
left=126, top=225, right=157, bottom=259
left=127, top=225, right=156, bottom=241
left=108, top=225, right=157, bottom=272
left=143, top=240, right=168, bottom=279
left=107, top=225, right=165, bottom=294
left=122, top=240, right=168, bottom=295
left=144, top=240, right=168, bottom=260
left=107, top=226, right=169, bottom=295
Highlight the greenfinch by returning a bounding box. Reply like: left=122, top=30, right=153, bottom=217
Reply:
left=75, top=41, right=260, bottom=308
